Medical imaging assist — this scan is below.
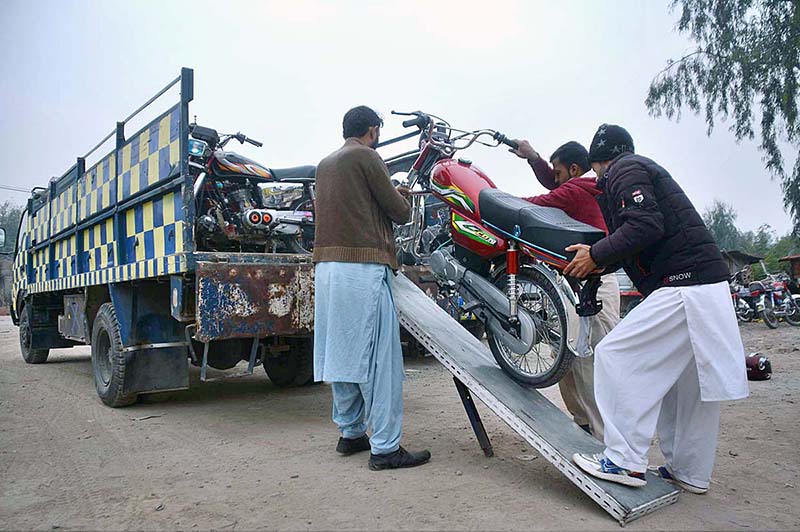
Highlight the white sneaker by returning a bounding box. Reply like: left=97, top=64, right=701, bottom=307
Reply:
left=573, top=453, right=647, bottom=487
left=650, top=465, right=708, bottom=494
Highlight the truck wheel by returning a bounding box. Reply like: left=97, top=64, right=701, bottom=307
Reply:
left=191, top=339, right=250, bottom=370
left=19, top=305, right=49, bottom=364
left=91, top=303, right=137, bottom=407
left=263, top=337, right=314, bottom=387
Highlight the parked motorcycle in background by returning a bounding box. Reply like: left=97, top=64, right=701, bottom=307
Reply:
left=730, top=269, right=757, bottom=323
left=754, top=267, right=800, bottom=328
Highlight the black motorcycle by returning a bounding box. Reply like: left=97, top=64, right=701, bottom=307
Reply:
left=188, top=124, right=315, bottom=254
left=730, top=270, right=757, bottom=322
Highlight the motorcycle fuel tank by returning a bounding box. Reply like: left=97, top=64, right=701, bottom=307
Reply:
left=211, top=151, right=273, bottom=179
left=431, top=159, right=506, bottom=258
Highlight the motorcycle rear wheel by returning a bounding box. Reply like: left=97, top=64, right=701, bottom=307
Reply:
left=736, top=304, right=754, bottom=323
left=784, top=295, right=800, bottom=326
left=487, top=267, right=571, bottom=388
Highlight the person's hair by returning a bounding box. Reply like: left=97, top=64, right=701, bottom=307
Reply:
left=342, top=106, right=383, bottom=139
left=550, top=141, right=590, bottom=173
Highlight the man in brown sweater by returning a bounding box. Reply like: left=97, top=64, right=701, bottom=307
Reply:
left=313, top=106, right=431, bottom=470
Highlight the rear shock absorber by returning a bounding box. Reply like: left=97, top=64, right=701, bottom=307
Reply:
left=507, top=241, right=519, bottom=323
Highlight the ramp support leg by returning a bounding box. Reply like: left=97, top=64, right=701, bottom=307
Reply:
left=454, top=377, right=493, bottom=457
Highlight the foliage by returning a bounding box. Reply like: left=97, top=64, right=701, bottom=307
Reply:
left=703, top=198, right=800, bottom=278
left=647, top=0, right=800, bottom=231
left=702, top=199, right=742, bottom=250
left=0, top=201, right=24, bottom=308
left=0, top=201, right=24, bottom=254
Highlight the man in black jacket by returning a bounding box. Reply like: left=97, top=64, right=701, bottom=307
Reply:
left=565, top=125, right=748, bottom=492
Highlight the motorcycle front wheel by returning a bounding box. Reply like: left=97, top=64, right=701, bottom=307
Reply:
left=761, top=298, right=780, bottom=329
left=487, top=267, right=571, bottom=388
left=784, top=295, right=800, bottom=326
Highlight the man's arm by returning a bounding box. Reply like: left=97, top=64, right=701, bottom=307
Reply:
left=589, top=163, right=664, bottom=268
left=511, top=139, right=557, bottom=190
left=361, top=152, right=411, bottom=224
left=529, top=157, right=557, bottom=191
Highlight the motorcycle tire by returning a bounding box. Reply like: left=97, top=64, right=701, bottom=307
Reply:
left=761, top=298, right=780, bottom=329
left=784, top=295, right=800, bottom=326
left=486, top=266, right=571, bottom=388
left=736, top=306, right=754, bottom=323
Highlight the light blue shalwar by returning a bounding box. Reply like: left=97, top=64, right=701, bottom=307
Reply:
left=313, top=261, right=405, bottom=455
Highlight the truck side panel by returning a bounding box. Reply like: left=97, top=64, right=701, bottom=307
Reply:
left=21, top=103, right=190, bottom=296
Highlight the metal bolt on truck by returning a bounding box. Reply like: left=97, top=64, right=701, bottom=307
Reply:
left=10, top=68, right=319, bottom=407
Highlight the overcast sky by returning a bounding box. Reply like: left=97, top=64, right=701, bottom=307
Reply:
left=1, top=0, right=795, bottom=235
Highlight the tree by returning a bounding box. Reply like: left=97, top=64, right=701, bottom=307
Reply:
left=0, top=201, right=24, bottom=254
left=647, top=0, right=800, bottom=231
left=0, top=202, right=24, bottom=308
left=703, top=199, right=742, bottom=249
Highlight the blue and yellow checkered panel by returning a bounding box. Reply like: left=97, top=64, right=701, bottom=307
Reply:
left=77, top=153, right=116, bottom=223
left=118, top=105, right=181, bottom=202
left=32, top=248, right=48, bottom=284
left=12, top=233, right=28, bottom=309
left=121, top=190, right=184, bottom=264
left=52, top=235, right=77, bottom=280
left=31, top=201, right=50, bottom=247
left=24, top=102, right=189, bottom=295
left=50, top=184, right=76, bottom=235
left=80, top=218, right=115, bottom=273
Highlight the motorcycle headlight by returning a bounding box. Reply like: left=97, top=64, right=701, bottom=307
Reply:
left=189, top=139, right=209, bottom=157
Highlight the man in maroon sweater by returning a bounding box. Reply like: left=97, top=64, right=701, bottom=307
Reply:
left=510, top=139, right=620, bottom=439
left=514, top=140, right=606, bottom=229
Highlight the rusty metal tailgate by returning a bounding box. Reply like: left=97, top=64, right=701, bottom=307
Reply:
left=194, top=253, right=314, bottom=342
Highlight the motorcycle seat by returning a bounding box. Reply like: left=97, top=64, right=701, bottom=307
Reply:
left=270, top=165, right=316, bottom=181
left=478, top=188, right=605, bottom=259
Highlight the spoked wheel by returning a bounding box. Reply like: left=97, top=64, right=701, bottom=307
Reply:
left=487, top=267, right=571, bottom=388
left=761, top=297, right=780, bottom=329
left=784, top=295, right=800, bottom=326
left=737, top=308, right=754, bottom=322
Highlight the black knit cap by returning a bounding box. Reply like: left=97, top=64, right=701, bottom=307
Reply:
left=589, top=124, right=635, bottom=162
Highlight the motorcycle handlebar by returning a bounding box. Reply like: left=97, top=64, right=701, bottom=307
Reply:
left=493, top=132, right=519, bottom=150
left=245, top=137, right=263, bottom=147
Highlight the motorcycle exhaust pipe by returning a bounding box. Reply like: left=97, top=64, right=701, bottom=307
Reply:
left=430, top=249, right=536, bottom=354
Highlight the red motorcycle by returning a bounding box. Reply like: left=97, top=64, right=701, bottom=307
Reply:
left=385, top=111, right=605, bottom=387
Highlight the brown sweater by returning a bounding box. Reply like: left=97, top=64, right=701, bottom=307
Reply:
left=312, top=138, right=411, bottom=269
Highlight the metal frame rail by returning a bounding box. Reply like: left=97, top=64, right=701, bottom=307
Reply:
left=392, top=273, right=679, bottom=526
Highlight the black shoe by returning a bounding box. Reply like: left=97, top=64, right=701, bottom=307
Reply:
left=336, top=435, right=371, bottom=456
left=368, top=446, right=431, bottom=471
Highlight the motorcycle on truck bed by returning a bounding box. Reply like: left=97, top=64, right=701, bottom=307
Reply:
left=10, top=68, right=318, bottom=407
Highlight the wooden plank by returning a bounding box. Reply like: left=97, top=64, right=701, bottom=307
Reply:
left=392, top=273, right=679, bottom=525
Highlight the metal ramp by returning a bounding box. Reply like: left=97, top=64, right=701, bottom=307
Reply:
left=392, top=273, right=679, bottom=525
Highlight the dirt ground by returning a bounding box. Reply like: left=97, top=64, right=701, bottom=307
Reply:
left=0, top=316, right=798, bottom=531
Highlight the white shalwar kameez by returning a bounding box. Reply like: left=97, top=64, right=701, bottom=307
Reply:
left=594, top=280, right=749, bottom=488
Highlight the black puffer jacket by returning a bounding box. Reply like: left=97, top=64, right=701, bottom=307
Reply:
left=590, top=153, right=729, bottom=297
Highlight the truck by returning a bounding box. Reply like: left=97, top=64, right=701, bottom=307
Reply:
left=10, top=68, right=317, bottom=407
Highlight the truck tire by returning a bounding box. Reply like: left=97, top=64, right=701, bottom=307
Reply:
left=19, top=305, right=49, bottom=364
left=263, top=337, right=314, bottom=387
left=191, top=338, right=250, bottom=370
left=91, top=303, right=137, bottom=407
